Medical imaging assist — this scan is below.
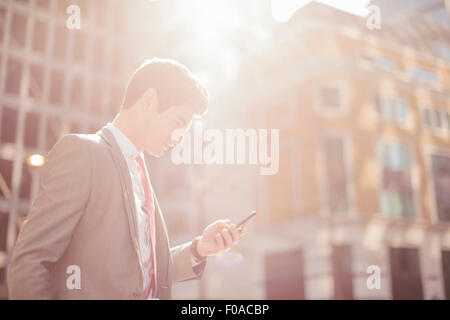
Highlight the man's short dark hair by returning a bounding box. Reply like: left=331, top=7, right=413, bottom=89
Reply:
left=121, top=58, right=208, bottom=115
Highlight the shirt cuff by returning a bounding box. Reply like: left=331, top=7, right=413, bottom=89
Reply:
left=191, top=254, right=203, bottom=267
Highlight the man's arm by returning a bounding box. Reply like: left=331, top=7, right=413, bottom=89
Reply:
left=7, top=134, right=91, bottom=299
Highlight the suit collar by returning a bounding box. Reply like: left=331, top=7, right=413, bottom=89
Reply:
left=105, top=123, right=141, bottom=161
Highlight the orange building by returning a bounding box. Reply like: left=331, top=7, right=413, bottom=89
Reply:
left=196, top=2, right=450, bottom=299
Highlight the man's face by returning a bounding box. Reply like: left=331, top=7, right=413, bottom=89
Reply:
left=142, top=102, right=195, bottom=157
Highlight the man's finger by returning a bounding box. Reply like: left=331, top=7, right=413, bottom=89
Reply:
left=216, top=233, right=225, bottom=251
left=229, top=224, right=240, bottom=244
left=221, top=228, right=233, bottom=249
left=238, top=222, right=248, bottom=236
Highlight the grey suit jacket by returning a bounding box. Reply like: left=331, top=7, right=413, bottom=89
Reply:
left=7, top=126, right=206, bottom=299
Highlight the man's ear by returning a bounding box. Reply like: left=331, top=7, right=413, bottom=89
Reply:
left=141, top=88, right=158, bottom=111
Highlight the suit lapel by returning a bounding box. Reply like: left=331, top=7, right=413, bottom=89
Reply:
left=97, top=126, right=141, bottom=265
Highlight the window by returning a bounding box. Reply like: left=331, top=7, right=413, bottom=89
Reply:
left=375, top=95, right=407, bottom=124
left=431, top=155, right=450, bottom=222
left=432, top=43, right=450, bottom=62
left=19, top=163, right=32, bottom=200
left=373, top=57, right=395, bottom=71
left=1, top=107, right=18, bottom=143
left=442, top=250, right=450, bottom=300
left=5, top=57, right=22, bottom=96
left=319, top=86, right=342, bottom=110
left=11, top=11, right=27, bottom=50
left=446, top=113, right=450, bottom=132
left=332, top=245, right=353, bottom=300
left=32, top=18, right=48, bottom=54
left=323, top=137, right=349, bottom=214
left=0, top=159, right=13, bottom=198
left=24, top=112, right=40, bottom=148
left=265, top=249, right=305, bottom=299
left=49, top=68, right=64, bottom=106
left=0, top=7, right=5, bottom=44
left=421, top=106, right=448, bottom=134
left=53, top=23, right=68, bottom=61
left=389, top=247, right=423, bottom=300
left=411, top=68, right=439, bottom=83
left=377, top=142, right=415, bottom=218
left=29, top=64, right=44, bottom=102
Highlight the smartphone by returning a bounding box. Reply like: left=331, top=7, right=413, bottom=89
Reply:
left=237, top=210, right=256, bottom=230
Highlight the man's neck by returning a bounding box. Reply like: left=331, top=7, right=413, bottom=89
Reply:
left=112, top=112, right=143, bottom=151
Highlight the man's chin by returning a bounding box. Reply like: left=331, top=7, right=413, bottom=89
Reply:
left=146, top=148, right=165, bottom=158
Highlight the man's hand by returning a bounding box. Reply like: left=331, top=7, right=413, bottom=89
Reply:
left=196, top=219, right=248, bottom=258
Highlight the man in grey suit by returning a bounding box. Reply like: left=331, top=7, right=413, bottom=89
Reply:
left=7, top=58, right=247, bottom=299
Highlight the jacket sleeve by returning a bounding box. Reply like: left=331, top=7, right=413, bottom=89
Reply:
left=170, top=242, right=206, bottom=282
left=7, top=134, right=91, bottom=299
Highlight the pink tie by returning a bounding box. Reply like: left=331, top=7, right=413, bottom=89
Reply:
left=135, top=155, right=157, bottom=299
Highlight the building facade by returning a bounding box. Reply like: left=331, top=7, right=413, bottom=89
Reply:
left=146, top=2, right=450, bottom=300
left=222, top=3, right=450, bottom=299
left=0, top=0, right=135, bottom=298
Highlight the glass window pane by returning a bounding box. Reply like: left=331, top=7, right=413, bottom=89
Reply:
left=0, top=159, right=13, bottom=198
left=19, top=162, right=32, bottom=200
left=29, top=64, right=44, bottom=102
left=423, top=109, right=431, bottom=128
left=24, top=112, right=40, bottom=148
left=49, top=68, right=64, bottom=106
left=434, top=109, right=442, bottom=128
left=53, top=24, right=67, bottom=60
left=32, top=18, right=47, bottom=54
left=1, top=107, right=18, bottom=143
left=431, top=155, right=450, bottom=222
left=396, top=99, right=406, bottom=123
left=0, top=7, right=6, bottom=44
left=5, top=57, right=22, bottom=96
left=379, top=142, right=414, bottom=219
left=11, top=12, right=27, bottom=49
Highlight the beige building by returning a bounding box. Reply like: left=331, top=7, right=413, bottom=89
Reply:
left=174, top=3, right=450, bottom=299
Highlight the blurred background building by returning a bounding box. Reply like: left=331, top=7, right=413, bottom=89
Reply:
left=371, top=0, right=450, bottom=26
left=0, top=0, right=449, bottom=299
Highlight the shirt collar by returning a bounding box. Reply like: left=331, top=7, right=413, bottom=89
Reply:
left=106, top=123, right=141, bottom=160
